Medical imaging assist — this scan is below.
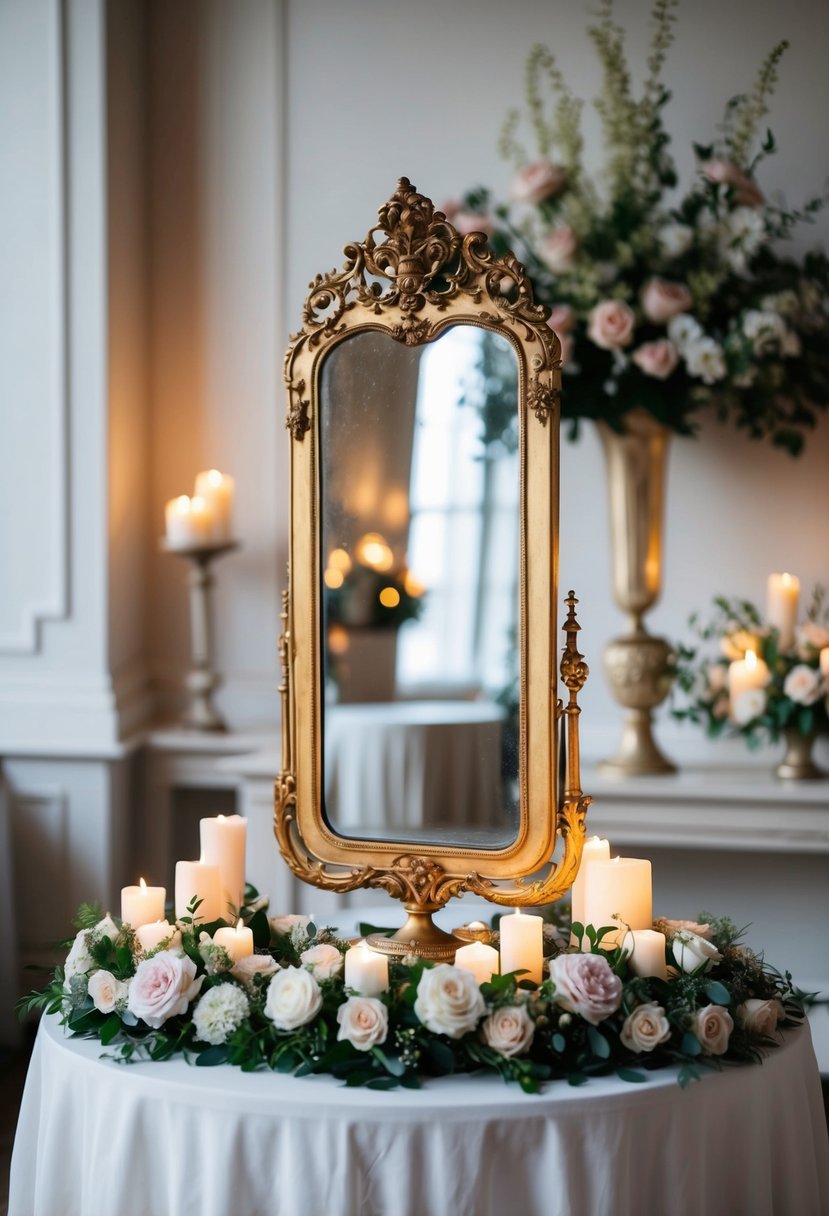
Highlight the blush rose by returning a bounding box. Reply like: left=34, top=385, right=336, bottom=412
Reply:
left=548, top=953, right=623, bottom=1025
left=480, top=1003, right=535, bottom=1057
left=336, top=996, right=389, bottom=1051
left=127, top=950, right=203, bottom=1029
left=511, top=161, right=568, bottom=204
left=300, top=943, right=343, bottom=980
left=702, top=159, right=764, bottom=208
left=694, top=1004, right=734, bottom=1055
left=632, top=339, right=679, bottom=379
left=587, top=300, right=635, bottom=350
left=620, top=1002, right=671, bottom=1053
left=538, top=227, right=579, bottom=273
left=640, top=277, right=693, bottom=324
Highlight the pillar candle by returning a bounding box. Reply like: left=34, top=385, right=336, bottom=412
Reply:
left=344, top=940, right=389, bottom=996
left=820, top=648, right=829, bottom=679
left=453, top=940, right=499, bottom=985
left=200, top=814, right=247, bottom=919
left=164, top=495, right=212, bottom=548
left=135, top=919, right=178, bottom=953
left=498, top=909, right=543, bottom=984
left=728, top=648, right=769, bottom=713
left=767, top=573, right=800, bottom=651
left=570, top=836, right=611, bottom=931
left=582, top=857, right=653, bottom=949
left=194, top=469, right=235, bottom=542
left=121, top=878, right=166, bottom=928
left=622, top=929, right=667, bottom=980
left=174, top=859, right=223, bottom=922
left=213, top=923, right=254, bottom=962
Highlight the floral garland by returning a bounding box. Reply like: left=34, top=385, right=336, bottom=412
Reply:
left=449, top=0, right=829, bottom=454
left=673, top=587, right=829, bottom=746
left=21, top=895, right=806, bottom=1094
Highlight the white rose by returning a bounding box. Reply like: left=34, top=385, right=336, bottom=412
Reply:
left=733, top=688, right=767, bottom=725
left=672, top=930, right=722, bottom=974
left=336, top=996, right=389, bottom=1051
left=684, top=336, right=726, bottom=384
left=95, top=915, right=120, bottom=941
left=480, top=1003, right=535, bottom=1058
left=127, top=950, right=203, bottom=1028
left=621, top=1002, right=671, bottom=1053
left=783, top=664, right=822, bottom=706
left=300, top=943, right=343, bottom=980
left=64, top=930, right=96, bottom=985
left=231, top=954, right=280, bottom=989
left=693, top=1004, right=734, bottom=1055
left=659, top=222, right=694, bottom=258
left=87, top=969, right=129, bottom=1014
left=736, top=997, right=785, bottom=1037
left=667, top=313, right=703, bottom=354
left=264, top=967, right=322, bottom=1031
left=414, top=964, right=486, bottom=1039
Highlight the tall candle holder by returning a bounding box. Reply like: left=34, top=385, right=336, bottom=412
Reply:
left=161, top=539, right=240, bottom=731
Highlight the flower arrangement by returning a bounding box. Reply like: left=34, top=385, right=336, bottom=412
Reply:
left=21, top=892, right=805, bottom=1094
left=672, top=586, right=829, bottom=747
left=450, top=0, right=829, bottom=454
left=324, top=536, right=425, bottom=632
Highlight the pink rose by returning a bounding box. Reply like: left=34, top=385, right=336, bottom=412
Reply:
left=548, top=304, right=575, bottom=334
left=632, top=339, right=679, bottom=380
left=693, top=1004, right=733, bottom=1055
left=783, top=664, right=822, bottom=706
left=336, top=995, right=389, bottom=1051
left=621, top=1002, right=671, bottom=1053
left=641, top=278, right=693, bottom=324
left=127, top=950, right=203, bottom=1028
left=512, top=161, right=568, bottom=205
left=702, top=159, right=764, bottom=208
left=440, top=199, right=494, bottom=237
left=587, top=300, right=635, bottom=350
left=480, top=1003, right=536, bottom=1058
left=538, top=227, right=578, bottom=272
left=548, top=953, right=623, bottom=1025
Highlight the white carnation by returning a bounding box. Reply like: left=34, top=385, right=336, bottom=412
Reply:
left=192, top=983, right=250, bottom=1046
left=684, top=337, right=726, bottom=384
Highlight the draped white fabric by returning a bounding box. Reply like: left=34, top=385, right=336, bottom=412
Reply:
left=10, top=1013, right=829, bottom=1216
left=324, top=701, right=506, bottom=835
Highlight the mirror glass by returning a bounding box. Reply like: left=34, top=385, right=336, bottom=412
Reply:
left=320, top=326, right=521, bottom=848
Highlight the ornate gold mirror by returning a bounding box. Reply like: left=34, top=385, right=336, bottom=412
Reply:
left=276, top=179, right=589, bottom=958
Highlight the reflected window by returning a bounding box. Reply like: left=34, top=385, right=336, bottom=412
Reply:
left=397, top=328, right=519, bottom=695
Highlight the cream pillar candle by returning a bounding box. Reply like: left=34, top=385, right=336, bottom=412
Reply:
left=213, top=923, right=254, bottom=962
left=453, top=940, right=499, bottom=985
left=135, top=919, right=178, bottom=953
left=820, top=648, right=829, bottom=679
left=582, top=857, right=653, bottom=949
left=767, top=573, right=800, bottom=651
left=344, top=940, right=389, bottom=996
left=194, top=469, right=235, bottom=542
left=498, top=909, right=543, bottom=984
left=121, top=878, right=166, bottom=928
left=728, top=648, right=769, bottom=714
left=174, top=860, right=223, bottom=922
left=570, top=836, right=611, bottom=930
left=200, top=813, right=248, bottom=919
left=622, top=929, right=667, bottom=980
left=164, top=495, right=212, bottom=548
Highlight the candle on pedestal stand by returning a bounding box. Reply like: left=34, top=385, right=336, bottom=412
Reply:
left=582, top=857, right=653, bottom=949
left=344, top=941, right=389, bottom=996
left=498, top=909, right=543, bottom=984
left=200, top=814, right=247, bottom=919
left=194, top=469, right=235, bottom=542
left=120, top=878, right=166, bottom=928
left=767, top=573, right=800, bottom=651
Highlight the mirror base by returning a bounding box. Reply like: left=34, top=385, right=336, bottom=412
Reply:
left=366, top=909, right=463, bottom=962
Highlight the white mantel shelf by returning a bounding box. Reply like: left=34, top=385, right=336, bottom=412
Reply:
left=581, top=764, right=829, bottom=855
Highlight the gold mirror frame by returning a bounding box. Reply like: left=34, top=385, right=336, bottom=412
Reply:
left=275, top=178, right=590, bottom=957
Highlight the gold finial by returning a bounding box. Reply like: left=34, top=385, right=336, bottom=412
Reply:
left=560, top=590, right=589, bottom=697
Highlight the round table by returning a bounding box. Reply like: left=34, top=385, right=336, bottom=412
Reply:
left=9, top=1013, right=829, bottom=1216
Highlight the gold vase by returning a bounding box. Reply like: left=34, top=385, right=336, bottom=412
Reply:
left=596, top=409, right=676, bottom=777
left=775, top=728, right=824, bottom=780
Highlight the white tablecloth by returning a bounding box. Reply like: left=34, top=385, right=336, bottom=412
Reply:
left=10, top=1013, right=829, bottom=1216
left=324, top=700, right=507, bottom=837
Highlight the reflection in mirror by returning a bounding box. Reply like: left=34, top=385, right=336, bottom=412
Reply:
left=320, top=326, right=521, bottom=849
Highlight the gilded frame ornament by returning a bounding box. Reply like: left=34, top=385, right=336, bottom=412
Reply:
left=276, top=178, right=589, bottom=955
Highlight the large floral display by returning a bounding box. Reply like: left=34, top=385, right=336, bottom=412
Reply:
left=23, top=891, right=805, bottom=1094
left=450, top=0, right=829, bottom=454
